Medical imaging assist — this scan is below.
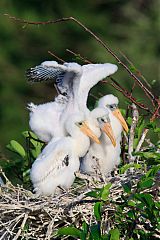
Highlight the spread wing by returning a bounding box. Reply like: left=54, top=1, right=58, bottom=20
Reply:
left=74, top=63, right=118, bottom=110
left=26, top=61, right=82, bottom=96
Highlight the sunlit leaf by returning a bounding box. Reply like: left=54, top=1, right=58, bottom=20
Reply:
left=85, top=190, right=100, bottom=198
left=6, top=140, right=26, bottom=158
left=128, top=200, right=136, bottom=207
left=127, top=117, right=132, bottom=126
left=154, top=127, right=160, bottom=133
left=145, top=165, right=160, bottom=177
left=137, top=178, right=154, bottom=189
left=119, top=163, right=141, bottom=174
left=58, top=226, right=82, bottom=238
left=109, top=228, right=120, bottom=240
left=100, top=183, right=112, bottom=201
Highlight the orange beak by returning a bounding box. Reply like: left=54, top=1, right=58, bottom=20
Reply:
left=102, top=122, right=116, bottom=147
left=113, top=109, right=129, bottom=133
left=80, top=122, right=101, bottom=144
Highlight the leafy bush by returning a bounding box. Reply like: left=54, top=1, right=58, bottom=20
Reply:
left=57, top=165, right=160, bottom=240
left=1, top=131, right=44, bottom=188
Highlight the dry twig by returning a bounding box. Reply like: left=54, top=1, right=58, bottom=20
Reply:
left=128, top=104, right=139, bottom=162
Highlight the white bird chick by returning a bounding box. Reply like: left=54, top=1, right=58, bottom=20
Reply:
left=27, top=61, right=118, bottom=142
left=80, top=107, right=116, bottom=175
left=97, top=94, right=128, bottom=167
left=98, top=94, right=128, bottom=135
left=30, top=112, right=100, bottom=196
left=81, top=95, right=128, bottom=176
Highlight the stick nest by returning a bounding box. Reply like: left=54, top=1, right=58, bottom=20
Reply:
left=0, top=169, right=159, bottom=240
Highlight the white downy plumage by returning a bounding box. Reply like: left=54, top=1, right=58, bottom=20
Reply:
left=30, top=112, right=100, bottom=196
left=80, top=94, right=128, bottom=176
left=27, top=61, right=118, bottom=142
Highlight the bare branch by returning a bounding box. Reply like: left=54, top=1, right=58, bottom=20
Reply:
left=12, top=213, right=28, bottom=240
left=128, top=104, right=139, bottom=163
left=48, top=51, right=65, bottom=63
left=4, top=13, right=158, bottom=106
left=119, top=49, right=152, bottom=89
left=135, top=128, right=149, bottom=153
left=66, top=49, right=92, bottom=64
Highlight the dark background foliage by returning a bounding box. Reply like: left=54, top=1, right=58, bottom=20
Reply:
left=0, top=0, right=159, bottom=156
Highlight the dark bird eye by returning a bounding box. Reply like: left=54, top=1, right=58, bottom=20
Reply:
left=79, top=122, right=83, bottom=126
left=101, top=118, right=105, bottom=122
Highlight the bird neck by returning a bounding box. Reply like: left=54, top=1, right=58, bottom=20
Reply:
left=72, top=132, right=90, bottom=157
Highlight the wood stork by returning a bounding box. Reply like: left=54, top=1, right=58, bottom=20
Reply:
left=30, top=112, right=100, bottom=196
left=80, top=94, right=128, bottom=176
left=26, top=61, right=118, bottom=142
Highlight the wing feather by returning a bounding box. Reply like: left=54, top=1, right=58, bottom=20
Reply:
left=30, top=139, right=71, bottom=185
left=26, top=61, right=82, bottom=96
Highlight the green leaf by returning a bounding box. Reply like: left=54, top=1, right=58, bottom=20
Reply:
left=128, top=200, right=136, bottom=207
left=22, top=131, right=38, bottom=139
left=6, top=140, right=26, bottom=158
left=90, top=224, right=101, bottom=240
left=127, top=210, right=135, bottom=219
left=119, top=108, right=126, bottom=117
left=58, top=226, right=82, bottom=238
left=94, top=202, right=102, bottom=221
left=102, top=234, right=109, bottom=240
left=145, top=165, right=160, bottom=177
left=145, top=122, right=156, bottom=129
left=31, top=148, right=42, bottom=159
left=137, top=178, right=154, bottom=190
left=154, top=127, right=160, bottom=133
left=109, top=228, right=120, bottom=240
left=143, top=152, right=160, bottom=159
left=127, top=117, right=132, bottom=126
left=134, top=193, right=154, bottom=208
left=119, top=163, right=141, bottom=174
left=100, top=183, right=112, bottom=201
left=122, top=182, right=132, bottom=194
left=85, top=190, right=100, bottom=199
left=81, top=221, right=89, bottom=239
left=22, top=131, right=44, bottom=149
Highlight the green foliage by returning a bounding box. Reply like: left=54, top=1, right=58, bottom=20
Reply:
left=57, top=164, right=160, bottom=239
left=6, top=140, right=26, bottom=158
left=86, top=183, right=112, bottom=201
left=1, top=131, right=44, bottom=187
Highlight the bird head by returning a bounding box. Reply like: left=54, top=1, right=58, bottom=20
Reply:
left=98, top=94, right=128, bottom=133
left=91, top=107, right=116, bottom=147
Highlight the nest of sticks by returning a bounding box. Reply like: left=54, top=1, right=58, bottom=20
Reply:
left=1, top=168, right=159, bottom=240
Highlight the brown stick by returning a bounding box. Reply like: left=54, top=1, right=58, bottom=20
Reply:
left=66, top=49, right=92, bottom=64
left=4, top=14, right=157, bottom=105
left=64, top=48, right=153, bottom=113
left=119, top=49, right=152, bottom=89
left=128, top=104, right=139, bottom=163
left=48, top=51, right=65, bottom=63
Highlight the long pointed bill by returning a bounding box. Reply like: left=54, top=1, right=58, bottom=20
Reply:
left=113, top=109, right=129, bottom=133
left=80, top=122, right=100, bottom=144
left=102, top=122, right=116, bottom=147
